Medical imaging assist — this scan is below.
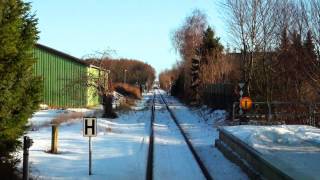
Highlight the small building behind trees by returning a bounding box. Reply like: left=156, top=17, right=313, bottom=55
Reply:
left=33, top=44, right=100, bottom=108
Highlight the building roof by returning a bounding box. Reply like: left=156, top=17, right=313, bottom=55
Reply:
left=35, top=43, right=89, bottom=66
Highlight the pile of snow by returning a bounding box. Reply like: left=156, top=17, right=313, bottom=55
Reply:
left=194, top=106, right=228, bottom=127
left=223, top=125, right=320, bottom=179
left=224, top=125, right=320, bottom=152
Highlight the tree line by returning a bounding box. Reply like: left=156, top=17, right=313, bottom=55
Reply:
left=160, top=0, right=320, bottom=104
left=86, top=58, right=156, bottom=89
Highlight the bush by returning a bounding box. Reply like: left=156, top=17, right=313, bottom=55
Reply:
left=113, top=83, right=141, bottom=99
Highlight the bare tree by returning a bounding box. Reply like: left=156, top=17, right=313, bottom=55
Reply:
left=223, top=0, right=276, bottom=98
left=309, top=0, right=320, bottom=58
left=83, top=50, right=118, bottom=118
left=222, top=0, right=319, bottom=101
left=172, top=9, right=208, bottom=100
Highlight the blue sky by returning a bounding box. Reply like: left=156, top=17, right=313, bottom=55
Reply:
left=29, top=0, right=227, bottom=75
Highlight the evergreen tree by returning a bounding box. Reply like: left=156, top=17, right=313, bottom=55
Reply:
left=279, top=28, right=290, bottom=52
left=0, top=0, right=41, bottom=174
left=201, top=26, right=223, bottom=63
left=189, top=26, right=224, bottom=104
left=302, top=30, right=320, bottom=92
left=304, top=30, right=317, bottom=60
left=274, top=28, right=296, bottom=101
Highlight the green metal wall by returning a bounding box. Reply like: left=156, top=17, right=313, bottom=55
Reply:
left=33, top=47, right=87, bottom=108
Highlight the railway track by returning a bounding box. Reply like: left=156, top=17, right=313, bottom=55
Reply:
left=146, top=93, right=155, bottom=180
left=146, top=90, right=213, bottom=180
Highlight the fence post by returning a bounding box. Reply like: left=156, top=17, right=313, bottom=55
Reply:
left=51, top=125, right=58, bottom=153
left=267, top=102, right=272, bottom=122
left=309, top=104, right=315, bottom=126
left=313, top=105, right=316, bottom=127
left=232, top=103, right=236, bottom=121
left=23, top=136, right=33, bottom=180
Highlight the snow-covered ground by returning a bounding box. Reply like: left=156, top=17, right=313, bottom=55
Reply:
left=21, top=94, right=153, bottom=180
left=158, top=90, right=248, bottom=180
left=153, top=94, right=205, bottom=180
left=20, top=90, right=250, bottom=180
left=223, top=125, right=320, bottom=180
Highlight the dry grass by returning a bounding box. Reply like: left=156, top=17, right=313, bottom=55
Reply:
left=105, top=126, right=112, bottom=132
left=51, top=112, right=84, bottom=125
left=113, top=83, right=141, bottom=99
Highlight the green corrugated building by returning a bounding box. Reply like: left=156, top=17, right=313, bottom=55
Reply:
left=33, top=44, right=100, bottom=108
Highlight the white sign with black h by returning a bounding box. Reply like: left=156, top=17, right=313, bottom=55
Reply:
left=83, top=117, right=97, bottom=175
left=83, top=117, right=97, bottom=137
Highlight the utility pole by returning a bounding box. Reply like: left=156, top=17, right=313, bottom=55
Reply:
left=124, top=69, right=127, bottom=84
left=239, top=44, right=247, bottom=122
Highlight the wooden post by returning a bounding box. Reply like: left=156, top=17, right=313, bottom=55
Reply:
left=51, top=125, right=58, bottom=153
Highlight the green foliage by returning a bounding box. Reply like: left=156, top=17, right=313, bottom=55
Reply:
left=171, top=72, right=185, bottom=98
left=201, top=26, right=223, bottom=59
left=0, top=0, right=41, bottom=162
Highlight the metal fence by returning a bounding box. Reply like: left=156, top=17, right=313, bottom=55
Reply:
left=232, top=101, right=320, bottom=127
left=202, top=84, right=236, bottom=111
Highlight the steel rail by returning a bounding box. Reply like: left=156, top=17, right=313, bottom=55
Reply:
left=157, top=90, right=213, bottom=180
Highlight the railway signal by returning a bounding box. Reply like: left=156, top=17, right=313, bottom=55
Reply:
left=240, top=97, right=253, bottom=110
left=191, top=57, right=201, bottom=104
left=83, top=117, right=97, bottom=175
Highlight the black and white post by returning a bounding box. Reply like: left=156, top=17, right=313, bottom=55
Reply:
left=83, top=117, right=97, bottom=175
left=238, top=82, right=245, bottom=115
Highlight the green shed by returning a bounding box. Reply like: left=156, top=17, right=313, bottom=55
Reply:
left=33, top=44, right=99, bottom=108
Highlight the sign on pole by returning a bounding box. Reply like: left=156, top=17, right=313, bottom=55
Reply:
left=240, top=97, right=253, bottom=110
left=238, top=82, right=245, bottom=89
left=83, top=117, right=97, bottom=176
left=83, top=117, right=97, bottom=137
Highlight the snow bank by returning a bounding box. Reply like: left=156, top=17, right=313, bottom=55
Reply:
left=223, top=125, right=320, bottom=179
left=224, top=125, right=320, bottom=152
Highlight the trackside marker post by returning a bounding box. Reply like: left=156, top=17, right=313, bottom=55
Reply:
left=238, top=83, right=245, bottom=115
left=83, top=117, right=97, bottom=175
